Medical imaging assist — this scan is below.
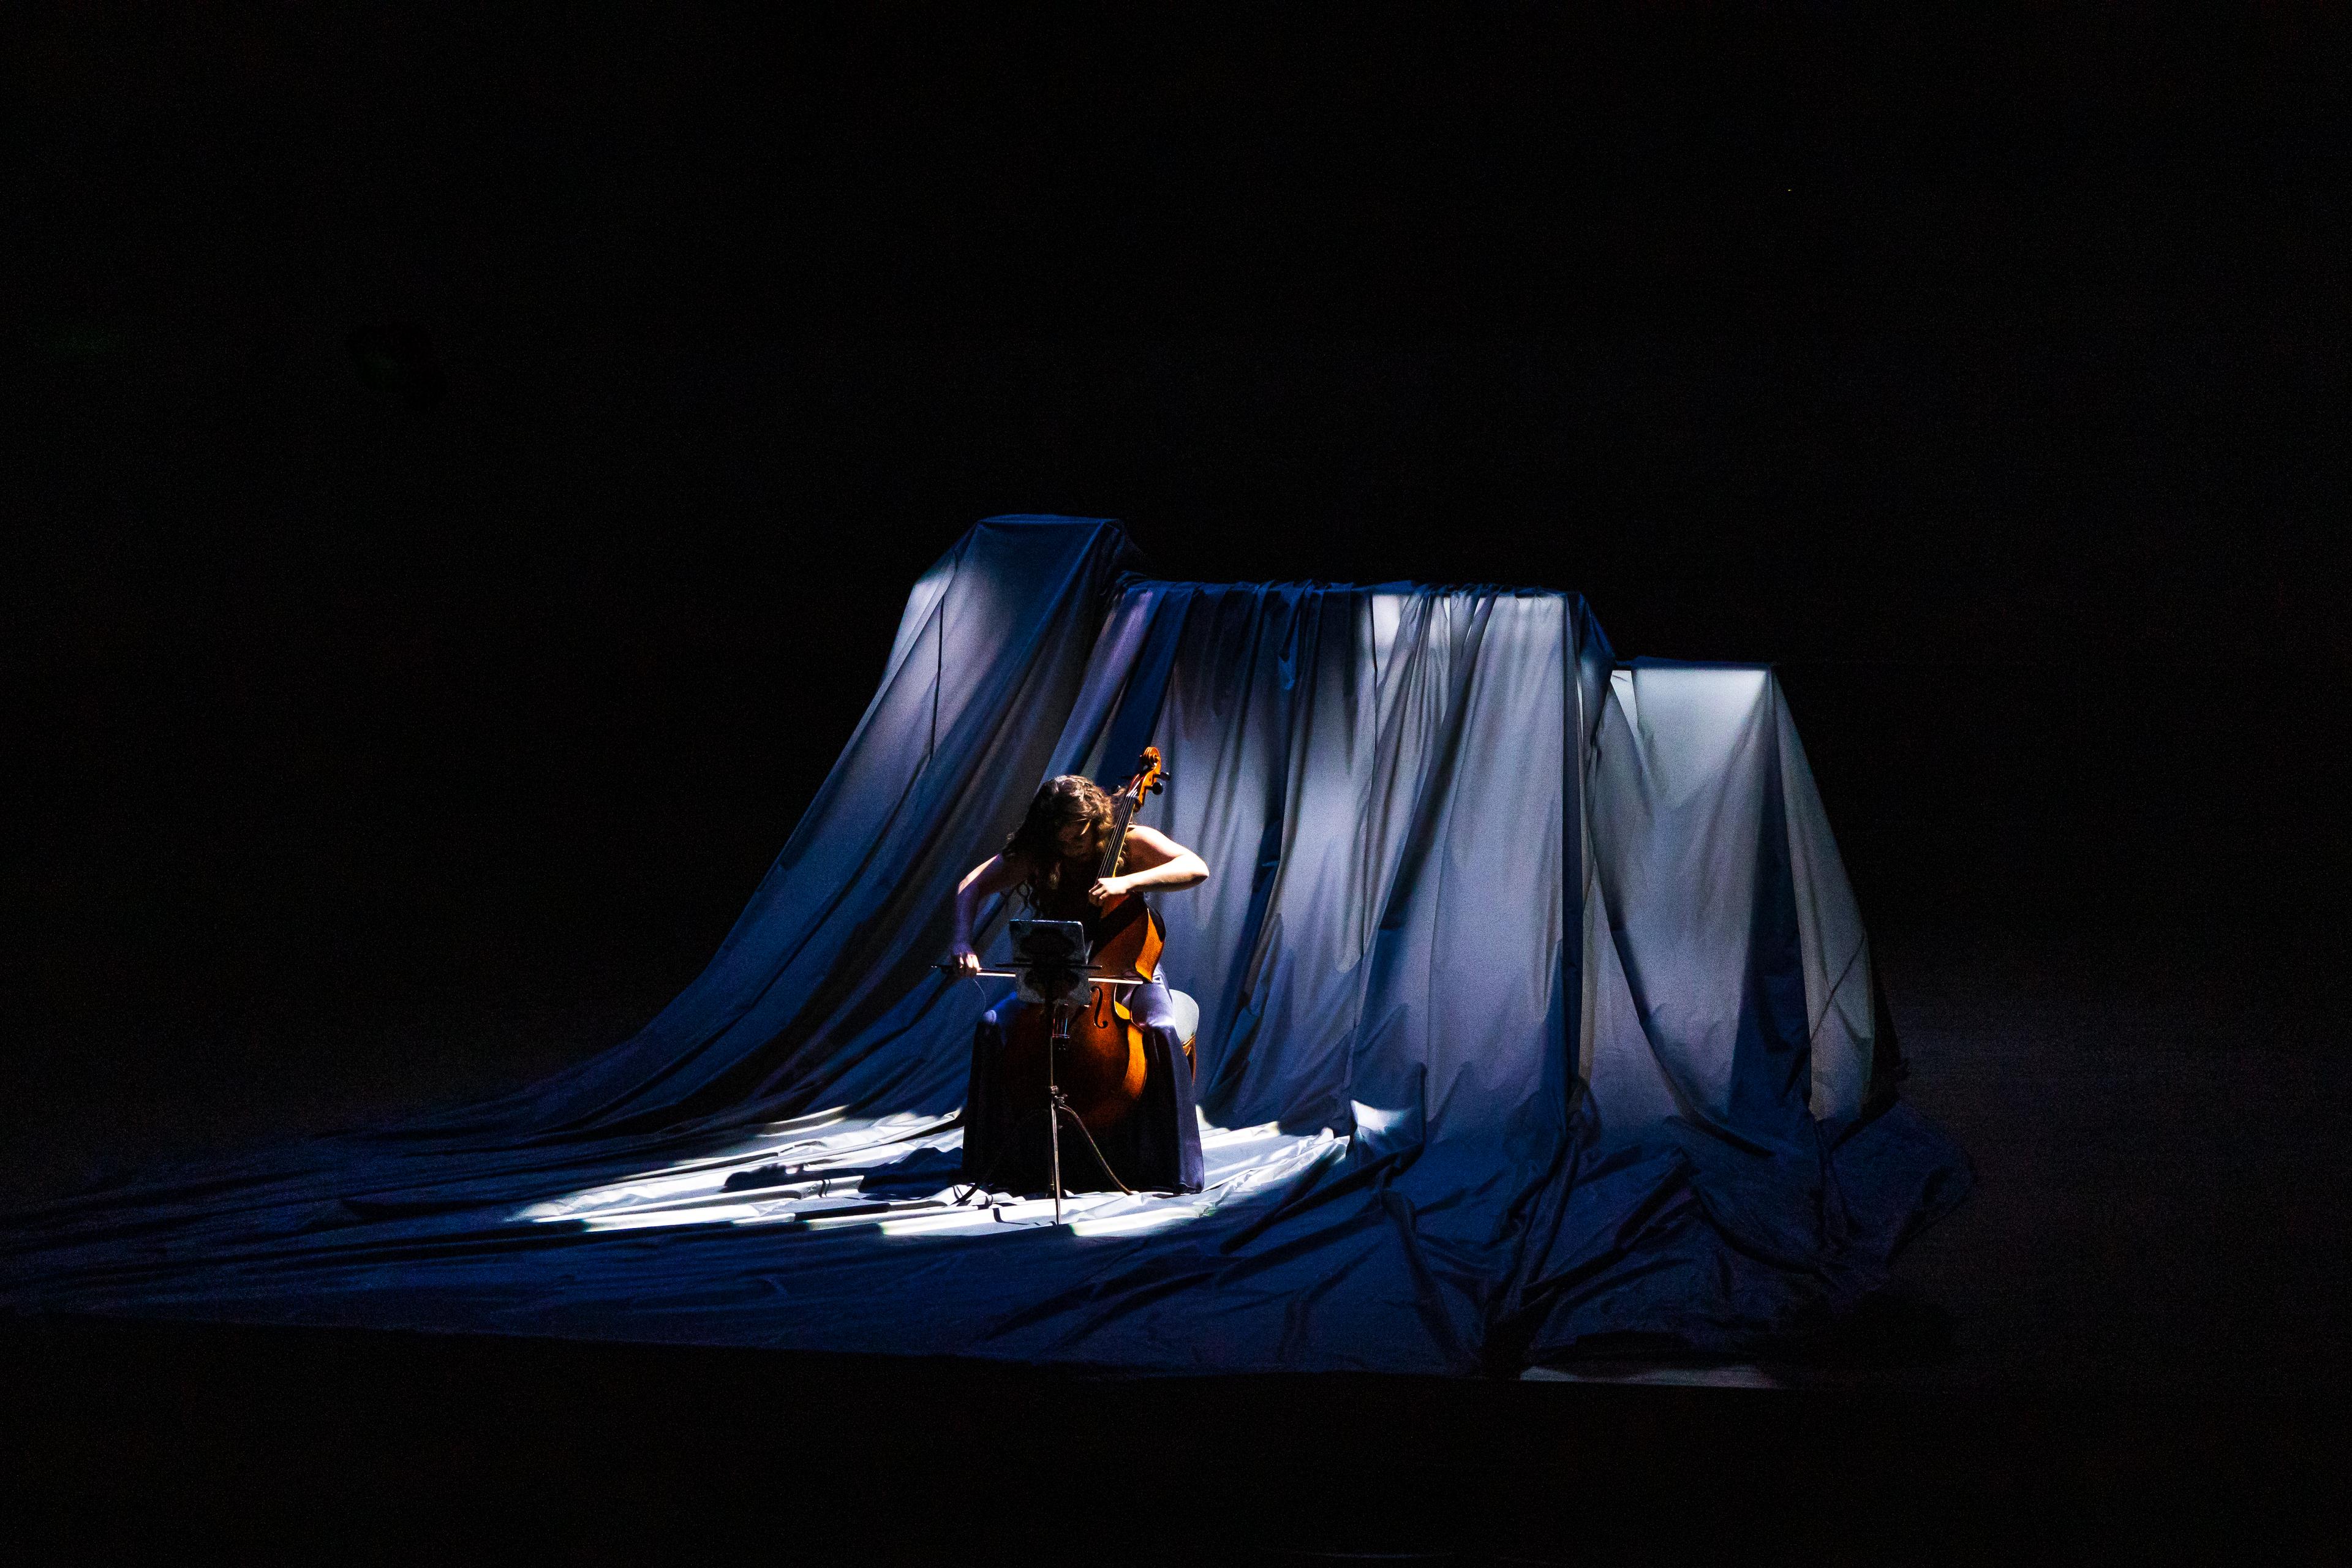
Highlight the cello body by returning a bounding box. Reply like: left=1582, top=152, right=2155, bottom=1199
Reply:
left=997, top=886, right=1164, bottom=1134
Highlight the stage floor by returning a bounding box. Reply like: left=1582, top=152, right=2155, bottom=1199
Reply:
left=3, top=1310, right=2341, bottom=1562
left=6, top=919, right=2348, bottom=1554
left=10, top=919, right=2344, bottom=1395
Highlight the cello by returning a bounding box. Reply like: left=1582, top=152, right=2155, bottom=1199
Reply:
left=992, top=747, right=1170, bottom=1202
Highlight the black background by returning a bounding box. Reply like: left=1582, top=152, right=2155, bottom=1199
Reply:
left=4, top=8, right=2351, bottom=1549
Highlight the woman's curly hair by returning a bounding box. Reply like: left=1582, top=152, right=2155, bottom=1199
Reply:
left=1005, top=774, right=1121, bottom=910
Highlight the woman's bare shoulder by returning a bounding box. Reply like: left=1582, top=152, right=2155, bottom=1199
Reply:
left=1120, top=823, right=1189, bottom=863
left=966, top=850, right=1031, bottom=888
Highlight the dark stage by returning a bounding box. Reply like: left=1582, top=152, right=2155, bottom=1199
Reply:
left=6, top=7, right=2348, bottom=1560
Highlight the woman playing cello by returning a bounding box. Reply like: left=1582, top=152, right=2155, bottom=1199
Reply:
left=950, top=770, right=1210, bottom=1196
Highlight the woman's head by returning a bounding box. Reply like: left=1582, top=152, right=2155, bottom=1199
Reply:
left=1006, top=775, right=1116, bottom=899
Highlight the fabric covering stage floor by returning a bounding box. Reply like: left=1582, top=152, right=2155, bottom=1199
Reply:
left=1, top=517, right=1969, bottom=1375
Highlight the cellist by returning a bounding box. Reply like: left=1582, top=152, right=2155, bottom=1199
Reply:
left=949, top=774, right=1210, bottom=1196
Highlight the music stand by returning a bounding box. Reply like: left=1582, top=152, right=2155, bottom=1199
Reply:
left=942, top=919, right=1147, bottom=1223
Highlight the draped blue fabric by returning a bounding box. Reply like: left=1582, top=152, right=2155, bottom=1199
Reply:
left=0, top=517, right=1969, bottom=1374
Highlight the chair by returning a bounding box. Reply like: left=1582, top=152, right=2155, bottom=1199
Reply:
left=1167, top=989, right=1200, bottom=1056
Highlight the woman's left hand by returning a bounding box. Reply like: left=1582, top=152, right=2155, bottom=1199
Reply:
left=1087, top=875, right=1129, bottom=907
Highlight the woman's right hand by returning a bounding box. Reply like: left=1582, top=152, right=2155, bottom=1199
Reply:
left=949, top=943, right=981, bottom=978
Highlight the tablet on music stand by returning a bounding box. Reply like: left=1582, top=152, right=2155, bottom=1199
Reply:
left=1007, top=918, right=1087, bottom=967
left=1007, top=918, right=1088, bottom=1004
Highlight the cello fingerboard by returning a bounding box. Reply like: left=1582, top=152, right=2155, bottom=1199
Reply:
left=1098, top=792, right=1136, bottom=880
